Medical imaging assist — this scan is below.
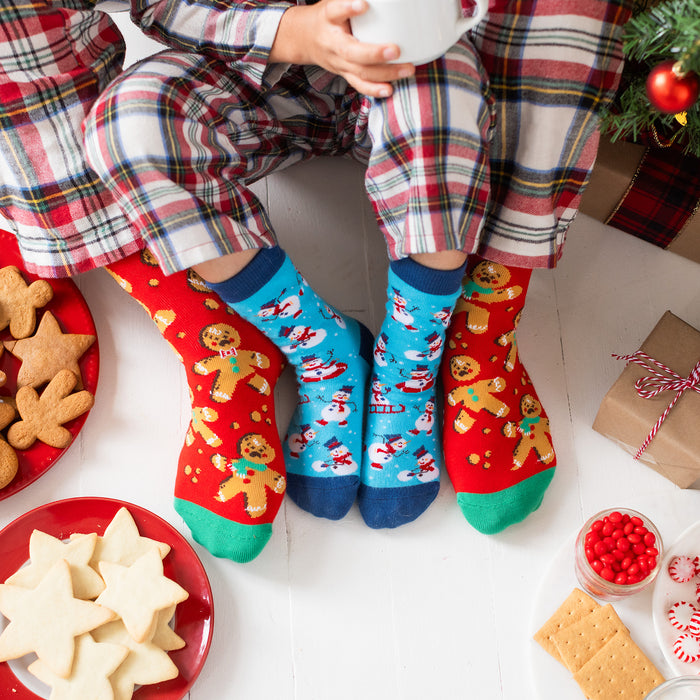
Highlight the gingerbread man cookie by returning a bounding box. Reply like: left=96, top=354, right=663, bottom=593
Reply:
left=502, top=393, right=554, bottom=469
left=445, top=355, right=509, bottom=433
left=8, top=369, right=94, bottom=450
left=193, top=323, right=272, bottom=402
left=212, top=433, right=285, bottom=518
left=454, top=261, right=522, bottom=334
left=0, top=266, right=53, bottom=340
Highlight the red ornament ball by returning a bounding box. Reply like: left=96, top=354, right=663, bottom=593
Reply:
left=646, top=60, right=700, bottom=114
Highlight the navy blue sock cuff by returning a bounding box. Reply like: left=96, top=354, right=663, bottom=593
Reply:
left=390, top=257, right=467, bottom=295
left=208, top=246, right=286, bottom=302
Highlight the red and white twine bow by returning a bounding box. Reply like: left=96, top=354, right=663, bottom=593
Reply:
left=612, top=351, right=700, bottom=459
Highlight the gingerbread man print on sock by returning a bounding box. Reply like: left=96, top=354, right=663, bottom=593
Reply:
left=193, top=322, right=272, bottom=402
left=186, top=393, right=221, bottom=448
left=105, top=250, right=286, bottom=563
left=441, top=255, right=556, bottom=535
left=454, top=260, right=523, bottom=333
left=502, top=393, right=555, bottom=470
left=445, top=355, right=509, bottom=433
left=213, top=433, right=285, bottom=518
left=495, top=309, right=521, bottom=372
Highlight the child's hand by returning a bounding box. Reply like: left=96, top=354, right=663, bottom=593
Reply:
left=270, top=0, right=415, bottom=97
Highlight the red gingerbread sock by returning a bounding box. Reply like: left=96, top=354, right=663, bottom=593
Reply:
left=440, top=255, right=556, bottom=534
left=106, top=250, right=286, bottom=563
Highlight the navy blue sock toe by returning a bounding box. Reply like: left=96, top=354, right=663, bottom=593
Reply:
left=358, top=482, right=440, bottom=529
left=286, top=473, right=360, bottom=520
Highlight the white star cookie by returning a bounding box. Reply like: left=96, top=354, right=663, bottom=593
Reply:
left=0, top=559, right=116, bottom=677
left=28, top=632, right=128, bottom=700
left=151, top=605, right=186, bottom=652
left=6, top=530, right=105, bottom=599
left=95, top=548, right=188, bottom=643
left=92, top=619, right=179, bottom=700
left=88, top=507, right=170, bottom=567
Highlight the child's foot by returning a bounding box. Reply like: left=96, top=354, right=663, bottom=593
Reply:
left=106, top=251, right=287, bottom=563
left=359, top=258, right=464, bottom=528
left=209, top=247, right=372, bottom=520
left=440, top=256, right=556, bottom=534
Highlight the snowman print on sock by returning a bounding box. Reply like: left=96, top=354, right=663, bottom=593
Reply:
left=398, top=446, right=439, bottom=483
left=312, top=436, right=358, bottom=475
left=366, top=433, right=409, bottom=470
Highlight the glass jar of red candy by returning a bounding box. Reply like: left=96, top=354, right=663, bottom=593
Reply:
left=575, top=508, right=663, bottom=600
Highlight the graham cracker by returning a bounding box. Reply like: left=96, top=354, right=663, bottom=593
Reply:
left=533, top=587, right=601, bottom=664
left=573, top=629, right=665, bottom=699
left=553, top=603, right=628, bottom=672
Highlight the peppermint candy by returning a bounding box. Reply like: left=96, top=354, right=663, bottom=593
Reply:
left=668, top=601, right=700, bottom=632
left=673, top=633, right=700, bottom=663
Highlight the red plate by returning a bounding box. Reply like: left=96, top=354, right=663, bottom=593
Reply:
left=0, top=497, right=214, bottom=699
left=0, top=230, right=99, bottom=499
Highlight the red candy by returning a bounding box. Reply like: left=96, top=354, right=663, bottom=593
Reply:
left=583, top=511, right=657, bottom=586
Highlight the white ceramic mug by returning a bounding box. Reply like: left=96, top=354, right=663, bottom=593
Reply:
left=350, top=0, right=488, bottom=66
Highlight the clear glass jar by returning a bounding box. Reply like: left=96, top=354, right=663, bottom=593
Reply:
left=645, top=676, right=700, bottom=699
left=574, top=508, right=663, bottom=601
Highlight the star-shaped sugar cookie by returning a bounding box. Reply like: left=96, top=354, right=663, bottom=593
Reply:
left=5, top=530, right=105, bottom=599
left=28, top=632, right=128, bottom=700
left=88, top=507, right=171, bottom=567
left=96, top=549, right=189, bottom=643
left=0, top=558, right=116, bottom=677
left=151, top=605, right=186, bottom=651
left=4, top=310, right=95, bottom=388
left=92, top=619, right=179, bottom=699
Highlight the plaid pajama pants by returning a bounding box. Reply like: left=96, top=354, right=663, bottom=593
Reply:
left=85, top=0, right=631, bottom=275
left=0, top=1, right=143, bottom=276
left=3, top=0, right=631, bottom=277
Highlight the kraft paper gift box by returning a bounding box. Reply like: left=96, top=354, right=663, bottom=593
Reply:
left=592, top=311, right=700, bottom=488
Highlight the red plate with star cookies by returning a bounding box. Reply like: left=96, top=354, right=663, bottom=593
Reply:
left=0, top=497, right=213, bottom=699
left=0, top=229, right=99, bottom=499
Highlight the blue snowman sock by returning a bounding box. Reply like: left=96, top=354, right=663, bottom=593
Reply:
left=209, top=247, right=373, bottom=520
left=359, top=257, right=465, bottom=528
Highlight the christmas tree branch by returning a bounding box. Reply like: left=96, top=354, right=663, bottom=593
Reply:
left=600, top=0, right=700, bottom=157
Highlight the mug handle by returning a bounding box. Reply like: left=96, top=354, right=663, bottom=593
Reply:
left=456, top=0, right=488, bottom=35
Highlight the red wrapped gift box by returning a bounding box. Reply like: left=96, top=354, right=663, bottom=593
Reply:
left=580, top=136, right=700, bottom=265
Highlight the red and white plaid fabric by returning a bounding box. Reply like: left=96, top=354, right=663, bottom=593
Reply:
left=0, top=1, right=143, bottom=276
left=2, top=0, right=632, bottom=277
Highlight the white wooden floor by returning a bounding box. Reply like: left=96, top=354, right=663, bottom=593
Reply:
left=2, top=14, right=700, bottom=700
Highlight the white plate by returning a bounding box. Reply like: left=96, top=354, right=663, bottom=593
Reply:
left=652, top=521, right=700, bottom=676
left=530, top=530, right=671, bottom=699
